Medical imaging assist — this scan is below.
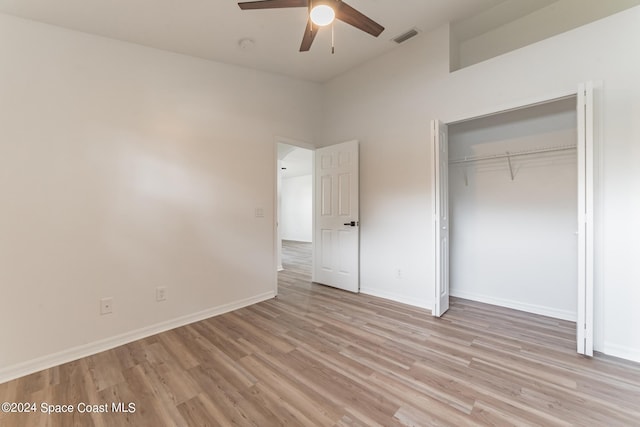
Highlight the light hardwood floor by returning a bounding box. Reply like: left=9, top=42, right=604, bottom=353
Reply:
left=1, top=240, right=640, bottom=426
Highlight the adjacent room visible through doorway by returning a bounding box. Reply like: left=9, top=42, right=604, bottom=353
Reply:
left=276, top=143, right=313, bottom=284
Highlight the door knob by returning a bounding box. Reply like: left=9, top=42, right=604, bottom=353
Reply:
left=344, top=221, right=357, bottom=227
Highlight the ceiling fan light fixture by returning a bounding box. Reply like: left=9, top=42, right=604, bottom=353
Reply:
left=310, top=4, right=335, bottom=26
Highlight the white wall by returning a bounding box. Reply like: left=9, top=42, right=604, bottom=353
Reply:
left=449, top=99, right=577, bottom=320
left=455, top=0, right=640, bottom=69
left=321, top=7, right=640, bottom=361
left=0, top=14, right=320, bottom=382
left=2, top=6, right=640, bottom=380
left=281, top=175, right=313, bottom=242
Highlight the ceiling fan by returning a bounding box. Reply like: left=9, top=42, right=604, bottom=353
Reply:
left=237, top=0, right=384, bottom=52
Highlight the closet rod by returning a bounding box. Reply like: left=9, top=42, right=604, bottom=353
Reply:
left=449, top=144, right=576, bottom=165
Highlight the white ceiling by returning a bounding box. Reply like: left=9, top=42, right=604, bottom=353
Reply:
left=0, top=0, right=518, bottom=82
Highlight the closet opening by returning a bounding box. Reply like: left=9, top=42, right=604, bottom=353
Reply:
left=447, top=96, right=579, bottom=321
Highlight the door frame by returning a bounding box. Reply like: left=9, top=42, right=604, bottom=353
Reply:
left=273, top=137, right=315, bottom=297
left=432, top=83, right=599, bottom=356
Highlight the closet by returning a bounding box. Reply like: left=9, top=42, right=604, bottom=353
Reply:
left=448, top=97, right=578, bottom=321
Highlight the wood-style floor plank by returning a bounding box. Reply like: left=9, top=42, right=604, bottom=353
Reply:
left=1, top=239, right=640, bottom=426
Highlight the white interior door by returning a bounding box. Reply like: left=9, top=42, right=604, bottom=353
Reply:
left=313, top=140, right=359, bottom=293
left=577, top=82, right=595, bottom=356
left=432, top=120, right=450, bottom=317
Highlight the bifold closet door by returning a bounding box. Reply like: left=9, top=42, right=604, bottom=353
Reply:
left=432, top=120, right=450, bottom=317
left=577, top=82, right=595, bottom=356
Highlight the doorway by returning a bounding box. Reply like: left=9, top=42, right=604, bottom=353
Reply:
left=448, top=97, right=578, bottom=320
left=275, top=140, right=361, bottom=295
left=277, top=143, right=314, bottom=278
left=432, top=83, right=596, bottom=356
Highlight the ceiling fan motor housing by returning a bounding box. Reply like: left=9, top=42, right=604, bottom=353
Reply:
left=238, top=0, right=384, bottom=52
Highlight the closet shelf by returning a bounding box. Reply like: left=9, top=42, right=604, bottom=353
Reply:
left=449, top=144, right=577, bottom=165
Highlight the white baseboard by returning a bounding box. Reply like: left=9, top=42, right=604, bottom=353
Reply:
left=0, top=291, right=275, bottom=385
left=360, top=287, right=432, bottom=311
left=603, top=342, right=640, bottom=363
left=450, top=290, right=577, bottom=321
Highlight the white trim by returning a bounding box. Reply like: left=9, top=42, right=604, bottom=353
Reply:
left=451, top=290, right=577, bottom=322
left=361, top=287, right=432, bottom=311
left=602, top=343, right=640, bottom=364
left=274, top=145, right=279, bottom=297
left=0, top=291, right=275, bottom=384
left=445, top=89, right=577, bottom=125
left=593, top=80, right=605, bottom=353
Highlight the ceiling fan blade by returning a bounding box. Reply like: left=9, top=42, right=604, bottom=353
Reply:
left=238, top=0, right=307, bottom=10
left=299, top=18, right=319, bottom=52
left=335, top=1, right=384, bottom=37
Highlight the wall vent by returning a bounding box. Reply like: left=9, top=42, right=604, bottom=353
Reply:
left=392, top=28, right=419, bottom=44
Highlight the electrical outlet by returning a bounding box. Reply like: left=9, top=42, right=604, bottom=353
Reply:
left=255, top=208, right=264, bottom=218
left=156, top=287, right=167, bottom=302
left=100, top=297, right=113, bottom=315
left=396, top=269, right=402, bottom=279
